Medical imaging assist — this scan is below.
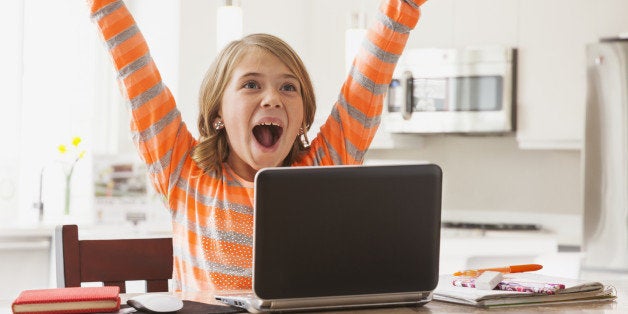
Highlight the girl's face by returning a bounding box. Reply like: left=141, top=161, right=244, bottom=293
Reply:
left=219, top=47, right=304, bottom=181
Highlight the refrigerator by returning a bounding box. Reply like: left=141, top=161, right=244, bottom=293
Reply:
left=582, top=37, right=628, bottom=271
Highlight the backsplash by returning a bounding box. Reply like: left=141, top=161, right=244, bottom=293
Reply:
left=365, top=134, right=582, bottom=242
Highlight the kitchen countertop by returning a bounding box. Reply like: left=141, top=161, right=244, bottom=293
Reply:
left=1, top=223, right=555, bottom=248
left=0, top=222, right=173, bottom=240
left=0, top=225, right=55, bottom=238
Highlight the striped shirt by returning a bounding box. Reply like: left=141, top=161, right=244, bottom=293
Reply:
left=88, top=0, right=423, bottom=291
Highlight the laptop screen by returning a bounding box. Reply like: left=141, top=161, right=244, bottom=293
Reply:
left=253, top=164, right=442, bottom=299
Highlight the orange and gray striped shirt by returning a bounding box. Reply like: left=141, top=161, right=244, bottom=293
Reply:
left=88, top=0, right=423, bottom=291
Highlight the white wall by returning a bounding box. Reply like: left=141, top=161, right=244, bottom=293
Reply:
left=366, top=136, right=581, bottom=215
left=0, top=0, right=23, bottom=223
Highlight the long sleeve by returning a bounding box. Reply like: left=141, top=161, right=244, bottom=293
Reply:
left=88, top=0, right=255, bottom=291
left=88, top=0, right=196, bottom=200
left=296, top=0, right=424, bottom=166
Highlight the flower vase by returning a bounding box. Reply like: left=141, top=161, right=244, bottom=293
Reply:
left=57, top=136, right=85, bottom=219
left=64, top=174, right=72, bottom=216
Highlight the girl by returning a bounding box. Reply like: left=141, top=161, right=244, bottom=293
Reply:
left=87, top=0, right=425, bottom=291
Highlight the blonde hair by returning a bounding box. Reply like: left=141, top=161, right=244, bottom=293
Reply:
left=192, top=33, right=316, bottom=175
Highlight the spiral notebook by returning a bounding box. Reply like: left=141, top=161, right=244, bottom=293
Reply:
left=434, top=273, right=616, bottom=308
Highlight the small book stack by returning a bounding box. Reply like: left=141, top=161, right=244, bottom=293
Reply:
left=12, top=286, right=120, bottom=314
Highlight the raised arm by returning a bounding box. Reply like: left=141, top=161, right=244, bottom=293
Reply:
left=298, top=0, right=425, bottom=166
left=88, top=0, right=196, bottom=197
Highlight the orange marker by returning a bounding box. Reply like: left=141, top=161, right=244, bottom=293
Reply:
left=453, top=264, right=543, bottom=277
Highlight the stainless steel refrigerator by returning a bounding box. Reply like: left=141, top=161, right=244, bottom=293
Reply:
left=582, top=37, right=628, bottom=271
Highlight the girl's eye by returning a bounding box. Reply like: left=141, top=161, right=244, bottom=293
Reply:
left=281, top=83, right=297, bottom=92
left=243, top=81, right=259, bottom=89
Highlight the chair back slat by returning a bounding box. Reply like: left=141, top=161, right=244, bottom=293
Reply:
left=59, top=224, right=82, bottom=288
left=56, top=224, right=173, bottom=293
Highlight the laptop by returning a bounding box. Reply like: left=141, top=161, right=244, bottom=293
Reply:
left=215, top=163, right=442, bottom=313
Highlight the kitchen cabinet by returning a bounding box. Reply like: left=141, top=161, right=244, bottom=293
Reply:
left=451, top=0, right=519, bottom=48
left=516, top=0, right=596, bottom=150
left=0, top=230, right=52, bottom=300
left=515, top=0, right=628, bottom=149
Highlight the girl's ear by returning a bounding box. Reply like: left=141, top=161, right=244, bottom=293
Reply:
left=213, top=116, right=225, bottom=131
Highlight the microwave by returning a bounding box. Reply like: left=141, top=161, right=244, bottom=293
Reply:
left=383, top=46, right=516, bottom=134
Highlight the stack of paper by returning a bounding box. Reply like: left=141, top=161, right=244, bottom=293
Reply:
left=434, top=273, right=616, bottom=308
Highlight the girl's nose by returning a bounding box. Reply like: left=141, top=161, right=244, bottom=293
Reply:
left=261, top=89, right=283, bottom=108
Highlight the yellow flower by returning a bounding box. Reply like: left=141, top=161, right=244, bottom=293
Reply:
left=72, top=137, right=82, bottom=147
left=58, top=136, right=86, bottom=161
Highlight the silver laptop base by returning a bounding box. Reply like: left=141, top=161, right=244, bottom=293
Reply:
left=216, top=291, right=433, bottom=313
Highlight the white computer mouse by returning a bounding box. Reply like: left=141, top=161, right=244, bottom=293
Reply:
left=127, top=293, right=184, bottom=313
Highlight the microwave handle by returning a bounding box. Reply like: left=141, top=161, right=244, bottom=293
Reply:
left=401, top=71, right=413, bottom=120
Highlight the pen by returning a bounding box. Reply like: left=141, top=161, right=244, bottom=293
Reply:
left=452, top=264, right=543, bottom=277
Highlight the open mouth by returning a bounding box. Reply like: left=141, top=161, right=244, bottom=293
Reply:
left=253, top=122, right=284, bottom=148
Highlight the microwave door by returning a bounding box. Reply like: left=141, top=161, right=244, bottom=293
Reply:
left=448, top=76, right=504, bottom=112
left=384, top=46, right=516, bottom=134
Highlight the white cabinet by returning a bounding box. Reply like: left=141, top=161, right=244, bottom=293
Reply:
left=516, top=0, right=597, bottom=149
left=411, top=0, right=519, bottom=50
left=515, top=0, right=628, bottom=149
left=0, top=233, right=52, bottom=300
left=452, top=0, right=519, bottom=47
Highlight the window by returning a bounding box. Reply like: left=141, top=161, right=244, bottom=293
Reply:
left=0, top=0, right=122, bottom=223
left=1, top=0, right=182, bottom=225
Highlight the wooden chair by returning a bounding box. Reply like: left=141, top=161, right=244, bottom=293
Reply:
left=55, top=224, right=173, bottom=293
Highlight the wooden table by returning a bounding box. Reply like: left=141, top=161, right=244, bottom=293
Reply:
left=3, top=273, right=626, bottom=314
left=173, top=275, right=628, bottom=314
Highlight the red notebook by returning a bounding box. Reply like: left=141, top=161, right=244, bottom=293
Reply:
left=12, top=286, right=120, bottom=314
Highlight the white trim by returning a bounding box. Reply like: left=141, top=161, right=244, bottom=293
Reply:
left=517, top=138, right=582, bottom=150
left=0, top=240, right=49, bottom=251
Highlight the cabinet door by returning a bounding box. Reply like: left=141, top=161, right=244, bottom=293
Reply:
left=595, top=0, right=628, bottom=39
left=410, top=0, right=455, bottom=48
left=0, top=237, right=51, bottom=300
left=516, top=0, right=597, bottom=149
left=452, top=0, right=518, bottom=48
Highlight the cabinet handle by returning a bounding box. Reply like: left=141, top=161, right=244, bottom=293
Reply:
left=594, top=55, right=604, bottom=65
left=401, top=70, right=413, bottom=120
